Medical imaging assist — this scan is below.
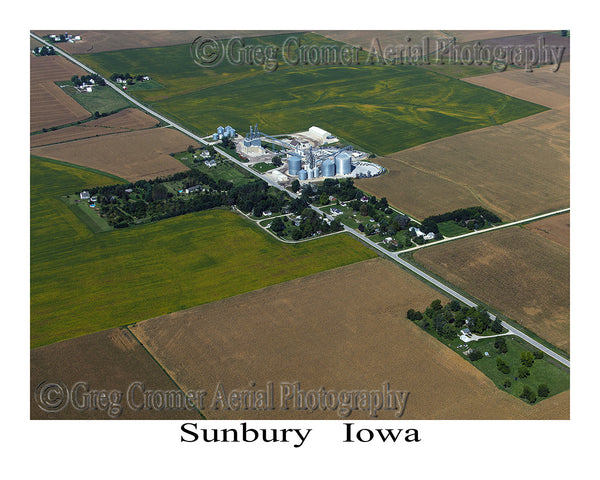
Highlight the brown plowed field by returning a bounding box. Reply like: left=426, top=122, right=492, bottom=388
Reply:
left=30, top=108, right=159, bottom=147
left=524, top=212, right=570, bottom=249
left=317, top=30, right=552, bottom=53
left=31, top=327, right=204, bottom=419
left=129, top=258, right=568, bottom=419
left=32, top=30, right=300, bottom=54
left=30, top=55, right=91, bottom=132
left=414, top=225, right=570, bottom=353
left=356, top=63, right=569, bottom=221
left=31, top=127, right=193, bottom=181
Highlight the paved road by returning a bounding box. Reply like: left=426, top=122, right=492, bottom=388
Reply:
left=32, top=33, right=570, bottom=368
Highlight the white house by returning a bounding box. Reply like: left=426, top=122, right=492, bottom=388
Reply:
left=409, top=226, right=424, bottom=237
left=423, top=232, right=436, bottom=241
left=80, top=191, right=90, bottom=200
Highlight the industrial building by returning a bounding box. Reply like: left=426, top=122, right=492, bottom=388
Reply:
left=216, top=122, right=383, bottom=182
left=286, top=145, right=358, bottom=179
left=240, top=124, right=266, bottom=156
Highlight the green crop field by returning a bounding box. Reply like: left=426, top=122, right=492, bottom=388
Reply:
left=77, top=33, right=547, bottom=156
left=31, top=155, right=377, bottom=348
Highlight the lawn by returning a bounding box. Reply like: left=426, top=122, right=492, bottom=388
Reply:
left=437, top=220, right=471, bottom=237
left=56, top=82, right=134, bottom=115
left=173, top=151, right=255, bottom=184
left=463, top=336, right=570, bottom=402
left=76, top=32, right=548, bottom=156
left=31, top=155, right=377, bottom=348
left=252, top=162, right=276, bottom=173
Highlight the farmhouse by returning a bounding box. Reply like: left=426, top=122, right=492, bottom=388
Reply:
left=80, top=191, right=90, bottom=200
left=384, top=237, right=399, bottom=247
left=204, top=159, right=217, bottom=167
left=185, top=185, right=204, bottom=194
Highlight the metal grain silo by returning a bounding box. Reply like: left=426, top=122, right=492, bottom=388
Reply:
left=298, top=169, right=308, bottom=181
left=288, top=156, right=302, bottom=176
left=335, top=151, right=352, bottom=175
left=322, top=159, right=335, bottom=177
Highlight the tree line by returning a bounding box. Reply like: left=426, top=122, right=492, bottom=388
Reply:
left=71, top=74, right=106, bottom=87
left=420, top=206, right=502, bottom=234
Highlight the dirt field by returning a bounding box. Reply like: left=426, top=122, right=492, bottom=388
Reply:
left=445, top=30, right=557, bottom=43
left=32, top=30, right=299, bottom=54
left=464, top=63, right=570, bottom=110
left=30, top=55, right=91, bottom=132
left=31, top=127, right=193, bottom=181
left=357, top=63, right=569, bottom=221
left=129, top=258, right=568, bottom=419
left=413, top=226, right=570, bottom=353
left=315, top=31, right=552, bottom=54
left=525, top=212, right=570, bottom=249
left=31, top=327, right=204, bottom=419
left=30, top=108, right=159, bottom=147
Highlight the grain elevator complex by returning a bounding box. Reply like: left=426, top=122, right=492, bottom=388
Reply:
left=210, top=123, right=384, bottom=184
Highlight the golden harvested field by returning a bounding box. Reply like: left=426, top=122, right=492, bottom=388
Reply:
left=130, top=258, right=568, bottom=420
left=31, top=127, right=193, bottom=181
left=30, top=55, right=91, bottom=132
left=463, top=63, right=570, bottom=110
left=32, top=30, right=299, bottom=54
left=525, top=212, right=570, bottom=249
left=31, top=327, right=204, bottom=419
left=413, top=225, right=570, bottom=353
left=30, top=108, right=159, bottom=147
left=357, top=64, right=569, bottom=221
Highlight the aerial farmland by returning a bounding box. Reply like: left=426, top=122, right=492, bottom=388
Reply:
left=29, top=29, right=570, bottom=424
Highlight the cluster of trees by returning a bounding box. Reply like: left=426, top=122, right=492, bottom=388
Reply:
left=407, top=299, right=500, bottom=340
left=516, top=349, right=544, bottom=379
left=272, top=208, right=343, bottom=240
left=420, top=206, right=502, bottom=234
left=520, top=384, right=549, bottom=404
left=294, top=178, right=417, bottom=242
left=33, top=46, right=56, bottom=56
left=109, top=72, right=149, bottom=84
left=71, top=74, right=106, bottom=87
left=85, top=169, right=240, bottom=227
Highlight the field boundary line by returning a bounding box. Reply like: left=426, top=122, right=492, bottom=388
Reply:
left=124, top=326, right=207, bottom=419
